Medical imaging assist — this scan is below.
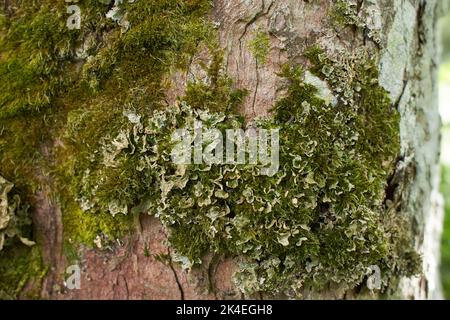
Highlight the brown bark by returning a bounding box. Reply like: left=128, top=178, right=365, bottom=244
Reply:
left=22, top=0, right=444, bottom=300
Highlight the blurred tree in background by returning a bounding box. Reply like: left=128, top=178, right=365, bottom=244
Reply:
left=442, top=14, right=450, bottom=61
left=440, top=7, right=450, bottom=299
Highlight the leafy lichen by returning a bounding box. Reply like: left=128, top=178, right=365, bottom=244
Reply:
left=0, top=0, right=420, bottom=298
left=0, top=176, right=43, bottom=299
left=0, top=0, right=216, bottom=296
left=330, top=0, right=361, bottom=30
left=0, top=175, right=34, bottom=251
left=70, top=43, right=419, bottom=296
left=329, top=0, right=382, bottom=44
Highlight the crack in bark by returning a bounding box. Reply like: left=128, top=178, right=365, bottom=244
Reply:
left=122, top=275, right=129, bottom=299
left=416, top=0, right=427, bottom=55
left=167, top=248, right=185, bottom=300
left=238, top=0, right=274, bottom=55
left=234, top=0, right=274, bottom=117
left=207, top=254, right=222, bottom=299
left=394, top=74, right=409, bottom=109
left=251, top=58, right=260, bottom=116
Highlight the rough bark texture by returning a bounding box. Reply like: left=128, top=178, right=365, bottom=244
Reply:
left=382, top=0, right=444, bottom=299
left=0, top=0, right=445, bottom=300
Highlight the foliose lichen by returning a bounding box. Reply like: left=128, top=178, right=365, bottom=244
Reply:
left=0, top=178, right=43, bottom=300
left=69, top=43, right=419, bottom=296
left=330, top=0, right=382, bottom=44
left=0, top=0, right=420, bottom=298
left=0, top=175, right=34, bottom=251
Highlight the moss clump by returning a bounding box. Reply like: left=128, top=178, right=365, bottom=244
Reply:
left=0, top=2, right=74, bottom=118
left=0, top=244, right=46, bottom=299
left=248, top=28, right=271, bottom=64
left=73, top=40, right=419, bottom=296
left=183, top=50, right=248, bottom=113
left=1, top=1, right=419, bottom=298
left=329, top=0, right=361, bottom=31
left=0, top=0, right=118, bottom=194
left=61, top=199, right=133, bottom=247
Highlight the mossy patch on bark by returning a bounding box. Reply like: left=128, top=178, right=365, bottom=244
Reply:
left=66, top=44, right=419, bottom=297
left=0, top=244, right=46, bottom=299
left=0, top=0, right=420, bottom=298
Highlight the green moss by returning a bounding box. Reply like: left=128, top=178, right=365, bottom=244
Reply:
left=72, top=42, right=419, bottom=296
left=0, top=1, right=419, bottom=298
left=329, top=0, right=360, bottom=30
left=0, top=244, right=47, bottom=299
left=0, top=2, right=70, bottom=118
left=0, top=0, right=111, bottom=117
left=61, top=199, right=133, bottom=247
left=184, top=49, right=248, bottom=113
left=0, top=0, right=116, bottom=192
left=248, top=28, right=271, bottom=64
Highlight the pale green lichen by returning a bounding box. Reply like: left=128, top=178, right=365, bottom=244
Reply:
left=303, top=71, right=337, bottom=106
left=0, top=0, right=420, bottom=298
left=330, top=0, right=382, bottom=44
left=0, top=177, right=43, bottom=300
left=70, top=45, right=419, bottom=297
left=0, top=175, right=34, bottom=251
left=330, top=0, right=361, bottom=29
left=106, top=0, right=132, bottom=32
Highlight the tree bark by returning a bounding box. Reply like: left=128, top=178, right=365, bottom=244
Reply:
left=0, top=0, right=446, bottom=300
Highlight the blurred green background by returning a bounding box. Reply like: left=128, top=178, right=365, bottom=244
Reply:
left=440, top=8, right=450, bottom=299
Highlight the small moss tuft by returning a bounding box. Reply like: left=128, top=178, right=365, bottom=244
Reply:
left=61, top=199, right=133, bottom=247
left=184, top=49, right=248, bottom=113
left=248, top=28, right=271, bottom=64
left=329, top=0, right=360, bottom=30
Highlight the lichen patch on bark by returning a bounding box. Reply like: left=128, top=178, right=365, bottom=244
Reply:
left=0, top=0, right=442, bottom=299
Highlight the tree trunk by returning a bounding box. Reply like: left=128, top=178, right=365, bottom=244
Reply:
left=0, top=0, right=445, bottom=300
